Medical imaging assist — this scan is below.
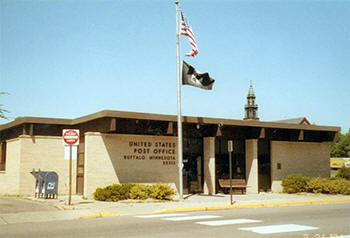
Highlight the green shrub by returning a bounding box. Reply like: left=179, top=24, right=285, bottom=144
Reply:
left=336, top=167, right=350, bottom=181
left=306, top=177, right=350, bottom=195
left=94, top=183, right=135, bottom=201
left=129, top=184, right=150, bottom=200
left=282, top=175, right=350, bottom=195
left=149, top=184, right=175, bottom=200
left=322, top=179, right=336, bottom=194
left=94, top=183, right=176, bottom=201
left=282, top=174, right=310, bottom=193
left=94, top=187, right=112, bottom=201
left=305, top=177, right=327, bottom=194
left=327, top=178, right=350, bottom=195
left=117, top=183, right=135, bottom=199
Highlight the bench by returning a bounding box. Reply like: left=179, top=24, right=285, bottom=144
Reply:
left=218, top=179, right=246, bottom=194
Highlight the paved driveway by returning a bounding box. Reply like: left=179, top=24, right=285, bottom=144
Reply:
left=0, top=196, right=58, bottom=214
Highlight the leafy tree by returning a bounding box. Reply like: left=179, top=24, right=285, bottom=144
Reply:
left=330, top=130, right=350, bottom=157
left=0, top=92, right=9, bottom=120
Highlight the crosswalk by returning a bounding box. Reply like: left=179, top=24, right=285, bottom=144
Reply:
left=162, top=215, right=220, bottom=221
left=135, top=213, right=346, bottom=236
left=135, top=213, right=187, bottom=218
left=196, top=218, right=262, bottom=226
left=238, top=224, right=318, bottom=234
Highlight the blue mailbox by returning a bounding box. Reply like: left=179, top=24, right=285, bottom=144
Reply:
left=30, top=169, right=58, bottom=199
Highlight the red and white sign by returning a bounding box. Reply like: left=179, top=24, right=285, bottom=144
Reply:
left=63, top=129, right=80, bottom=145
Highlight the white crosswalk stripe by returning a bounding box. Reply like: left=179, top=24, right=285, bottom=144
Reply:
left=134, top=213, right=337, bottom=236
left=135, top=213, right=188, bottom=218
left=326, top=235, right=350, bottom=238
left=162, top=215, right=221, bottom=221
left=196, top=218, right=262, bottom=226
left=238, top=224, right=319, bottom=234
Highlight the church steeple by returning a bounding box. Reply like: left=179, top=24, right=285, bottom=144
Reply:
left=244, top=81, right=259, bottom=121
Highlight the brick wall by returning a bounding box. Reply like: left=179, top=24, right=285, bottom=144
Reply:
left=0, top=135, right=76, bottom=196
left=84, top=133, right=178, bottom=198
left=0, top=138, right=21, bottom=195
left=19, top=135, right=76, bottom=196
left=270, top=141, right=330, bottom=192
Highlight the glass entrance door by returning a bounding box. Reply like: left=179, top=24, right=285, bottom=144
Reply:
left=183, top=137, right=203, bottom=194
left=183, top=154, right=202, bottom=194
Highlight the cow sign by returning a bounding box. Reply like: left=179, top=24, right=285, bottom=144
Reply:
left=63, top=129, right=79, bottom=145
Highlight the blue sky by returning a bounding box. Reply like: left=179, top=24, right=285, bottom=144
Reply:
left=1, top=0, right=349, bottom=133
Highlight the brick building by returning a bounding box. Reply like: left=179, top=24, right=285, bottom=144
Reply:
left=0, top=109, right=339, bottom=198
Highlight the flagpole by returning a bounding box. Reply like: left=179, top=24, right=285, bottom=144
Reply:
left=175, top=0, right=183, bottom=200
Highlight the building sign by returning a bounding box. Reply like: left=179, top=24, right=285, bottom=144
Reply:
left=124, top=140, right=176, bottom=166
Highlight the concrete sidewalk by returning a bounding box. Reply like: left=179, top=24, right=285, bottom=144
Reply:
left=1, top=193, right=350, bottom=225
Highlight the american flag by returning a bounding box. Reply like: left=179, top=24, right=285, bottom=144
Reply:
left=180, top=10, right=198, bottom=57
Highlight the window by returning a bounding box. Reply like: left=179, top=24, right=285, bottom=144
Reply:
left=0, top=142, right=6, bottom=171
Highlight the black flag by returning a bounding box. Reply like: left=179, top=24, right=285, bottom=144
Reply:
left=182, top=61, right=215, bottom=90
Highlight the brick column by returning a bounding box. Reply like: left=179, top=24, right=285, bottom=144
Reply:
left=203, top=137, right=215, bottom=195
left=245, top=139, right=259, bottom=194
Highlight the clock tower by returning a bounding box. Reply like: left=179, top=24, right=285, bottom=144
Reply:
left=244, top=81, right=259, bottom=121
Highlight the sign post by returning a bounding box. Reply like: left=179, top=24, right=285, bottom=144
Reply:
left=69, top=145, right=72, bottom=205
left=228, top=140, right=233, bottom=205
left=63, top=129, right=79, bottom=206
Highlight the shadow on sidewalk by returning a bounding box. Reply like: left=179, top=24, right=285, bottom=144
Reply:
left=184, top=193, right=225, bottom=199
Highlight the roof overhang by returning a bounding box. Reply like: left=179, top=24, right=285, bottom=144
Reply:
left=0, top=110, right=341, bottom=133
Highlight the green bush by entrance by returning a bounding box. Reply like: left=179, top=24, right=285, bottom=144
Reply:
left=282, top=174, right=350, bottom=195
left=94, top=183, right=175, bottom=201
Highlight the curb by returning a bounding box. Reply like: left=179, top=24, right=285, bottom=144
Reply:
left=155, top=198, right=350, bottom=213
left=78, top=211, right=121, bottom=219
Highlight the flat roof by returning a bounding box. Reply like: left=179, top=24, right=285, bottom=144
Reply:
left=0, top=110, right=340, bottom=132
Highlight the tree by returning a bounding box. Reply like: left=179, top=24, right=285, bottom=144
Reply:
left=330, top=130, right=350, bottom=157
left=0, top=92, right=9, bottom=120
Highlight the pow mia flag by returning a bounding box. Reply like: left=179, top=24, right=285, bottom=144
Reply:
left=182, top=61, right=215, bottom=90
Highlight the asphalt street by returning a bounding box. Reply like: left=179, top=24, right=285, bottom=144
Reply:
left=0, top=203, right=349, bottom=238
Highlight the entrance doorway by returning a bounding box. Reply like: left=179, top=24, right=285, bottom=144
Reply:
left=183, top=137, right=203, bottom=194
left=183, top=154, right=202, bottom=194
left=258, top=139, right=271, bottom=192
